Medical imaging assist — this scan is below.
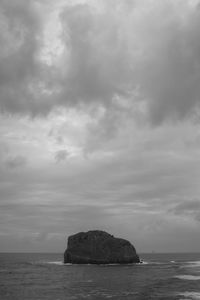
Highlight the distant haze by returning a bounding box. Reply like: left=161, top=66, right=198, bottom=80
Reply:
left=1, top=0, right=200, bottom=253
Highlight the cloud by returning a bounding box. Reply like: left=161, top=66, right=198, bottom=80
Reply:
left=39, top=0, right=200, bottom=124
left=58, top=2, right=133, bottom=106
left=1, top=120, right=200, bottom=252
left=0, top=0, right=45, bottom=115
left=5, top=155, right=27, bottom=169
left=136, top=0, right=200, bottom=124
left=1, top=0, right=200, bottom=125
left=171, top=199, right=200, bottom=221
left=54, top=149, right=69, bottom=162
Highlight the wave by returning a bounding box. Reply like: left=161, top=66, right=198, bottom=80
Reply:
left=42, top=261, right=149, bottom=266
left=97, top=261, right=151, bottom=266
left=179, top=292, right=200, bottom=299
left=175, top=275, right=200, bottom=281
left=47, top=262, right=127, bottom=266
left=186, top=261, right=200, bottom=267
left=138, top=260, right=149, bottom=265
left=140, top=261, right=166, bottom=265
left=43, top=261, right=65, bottom=265
left=37, top=260, right=175, bottom=266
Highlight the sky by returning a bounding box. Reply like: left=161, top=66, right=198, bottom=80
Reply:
left=0, top=0, right=200, bottom=253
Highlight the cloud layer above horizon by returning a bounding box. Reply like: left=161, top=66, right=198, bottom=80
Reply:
left=1, top=0, right=200, bottom=252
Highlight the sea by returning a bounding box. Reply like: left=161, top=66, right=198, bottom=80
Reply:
left=0, top=253, right=200, bottom=300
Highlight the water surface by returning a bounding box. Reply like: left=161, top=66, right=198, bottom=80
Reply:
left=1, top=252, right=200, bottom=299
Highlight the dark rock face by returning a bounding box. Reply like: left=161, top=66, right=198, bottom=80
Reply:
left=64, top=230, right=140, bottom=264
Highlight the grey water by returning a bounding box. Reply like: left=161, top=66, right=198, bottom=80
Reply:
left=0, top=253, right=200, bottom=300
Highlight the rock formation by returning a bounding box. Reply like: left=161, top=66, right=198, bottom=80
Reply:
left=64, top=230, right=140, bottom=264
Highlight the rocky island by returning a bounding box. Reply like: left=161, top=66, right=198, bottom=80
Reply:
left=64, top=230, right=140, bottom=264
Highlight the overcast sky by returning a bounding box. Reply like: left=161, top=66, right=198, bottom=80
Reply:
left=1, top=0, right=200, bottom=253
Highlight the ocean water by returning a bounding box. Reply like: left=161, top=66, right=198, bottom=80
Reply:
left=0, top=253, right=200, bottom=300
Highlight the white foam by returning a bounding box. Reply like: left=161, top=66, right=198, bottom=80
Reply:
left=144, top=261, right=165, bottom=265
left=138, top=259, right=165, bottom=265
left=103, top=263, right=122, bottom=266
left=39, top=260, right=165, bottom=266
left=179, top=292, right=200, bottom=299
left=175, top=275, right=200, bottom=281
left=46, top=261, right=65, bottom=265
left=137, top=260, right=149, bottom=265
left=185, top=261, right=200, bottom=267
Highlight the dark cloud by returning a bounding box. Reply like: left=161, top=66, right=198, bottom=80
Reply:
left=1, top=0, right=200, bottom=125
left=0, top=0, right=45, bottom=115
left=44, top=1, right=200, bottom=124
left=5, top=155, right=27, bottom=169
left=54, top=149, right=69, bottom=163
left=58, top=3, right=133, bottom=106
left=173, top=199, right=200, bottom=213
left=171, top=199, right=200, bottom=221
left=138, top=2, right=200, bottom=124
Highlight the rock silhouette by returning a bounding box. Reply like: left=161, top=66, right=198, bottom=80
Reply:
left=64, top=230, right=140, bottom=264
